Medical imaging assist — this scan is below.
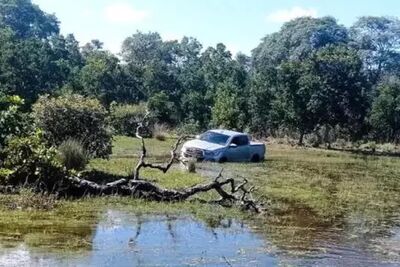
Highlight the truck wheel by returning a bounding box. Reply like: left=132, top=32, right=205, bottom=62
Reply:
left=251, top=154, right=260, bottom=162
left=218, top=157, right=227, bottom=163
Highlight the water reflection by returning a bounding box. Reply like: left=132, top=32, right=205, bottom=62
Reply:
left=1, top=209, right=400, bottom=266
left=0, top=210, right=275, bottom=266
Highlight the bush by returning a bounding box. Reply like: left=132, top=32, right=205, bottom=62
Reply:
left=379, top=143, right=397, bottom=153
left=176, top=120, right=201, bottom=136
left=147, top=92, right=178, bottom=125
left=32, top=94, right=112, bottom=158
left=3, top=130, right=65, bottom=187
left=153, top=123, right=167, bottom=141
left=0, top=95, right=32, bottom=150
left=186, top=160, right=196, bottom=173
left=359, top=141, right=377, bottom=152
left=58, top=139, right=88, bottom=171
left=0, top=168, right=13, bottom=185
left=109, top=102, right=152, bottom=137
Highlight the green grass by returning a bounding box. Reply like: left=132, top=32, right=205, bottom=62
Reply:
left=1, top=136, right=400, bottom=255
left=89, top=137, right=400, bottom=237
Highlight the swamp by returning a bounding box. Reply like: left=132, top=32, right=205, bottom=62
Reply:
left=1, top=137, right=399, bottom=266
left=2, top=1, right=400, bottom=266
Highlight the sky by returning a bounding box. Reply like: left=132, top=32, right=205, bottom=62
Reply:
left=32, top=0, right=400, bottom=55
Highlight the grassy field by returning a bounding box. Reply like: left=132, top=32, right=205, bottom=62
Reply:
left=91, top=136, right=400, bottom=220
left=1, top=135, right=400, bottom=255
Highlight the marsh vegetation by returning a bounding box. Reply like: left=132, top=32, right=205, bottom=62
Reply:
left=1, top=137, right=399, bottom=265
left=1, top=1, right=400, bottom=265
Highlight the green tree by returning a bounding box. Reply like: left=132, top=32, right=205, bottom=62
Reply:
left=121, top=32, right=180, bottom=101
left=251, top=17, right=350, bottom=138
left=0, top=29, right=69, bottom=104
left=370, top=77, right=400, bottom=143
left=211, top=82, right=247, bottom=130
left=147, top=92, right=177, bottom=125
left=252, top=16, right=348, bottom=68
left=0, top=95, right=30, bottom=150
left=310, top=45, right=369, bottom=138
left=0, top=0, right=59, bottom=39
left=350, top=16, right=400, bottom=83
left=79, top=50, right=122, bottom=105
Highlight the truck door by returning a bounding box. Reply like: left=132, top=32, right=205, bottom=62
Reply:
left=227, top=135, right=250, bottom=161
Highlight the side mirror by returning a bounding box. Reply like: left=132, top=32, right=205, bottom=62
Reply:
left=229, top=143, right=238, bottom=148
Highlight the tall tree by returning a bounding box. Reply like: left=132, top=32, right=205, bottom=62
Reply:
left=370, top=77, right=400, bottom=143
left=0, top=29, right=67, bottom=103
left=0, top=0, right=59, bottom=39
left=79, top=50, right=125, bottom=105
left=121, top=32, right=179, bottom=100
left=350, top=16, right=400, bottom=84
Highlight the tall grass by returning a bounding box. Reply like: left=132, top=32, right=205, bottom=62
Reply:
left=153, top=123, right=168, bottom=141
left=58, top=139, right=88, bottom=171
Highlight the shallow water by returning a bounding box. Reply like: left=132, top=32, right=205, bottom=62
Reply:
left=0, top=210, right=275, bottom=267
left=1, top=209, right=400, bottom=267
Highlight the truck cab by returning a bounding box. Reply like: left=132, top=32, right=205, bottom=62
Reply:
left=181, top=129, right=266, bottom=163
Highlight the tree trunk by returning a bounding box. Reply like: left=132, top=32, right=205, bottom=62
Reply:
left=298, top=130, right=305, bottom=146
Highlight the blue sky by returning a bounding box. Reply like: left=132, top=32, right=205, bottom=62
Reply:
left=33, top=0, right=400, bottom=55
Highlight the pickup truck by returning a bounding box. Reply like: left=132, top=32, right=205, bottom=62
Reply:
left=181, top=129, right=265, bottom=163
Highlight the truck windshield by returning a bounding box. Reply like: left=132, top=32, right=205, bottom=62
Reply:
left=199, top=132, right=229, bottom=145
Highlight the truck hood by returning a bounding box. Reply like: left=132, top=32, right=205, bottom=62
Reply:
left=182, top=139, right=225, bottom=151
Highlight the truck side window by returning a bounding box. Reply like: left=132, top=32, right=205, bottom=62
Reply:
left=231, top=135, right=249, bottom=146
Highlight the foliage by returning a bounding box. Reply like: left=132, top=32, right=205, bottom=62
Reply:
left=58, top=139, right=88, bottom=171
left=109, top=102, right=148, bottom=137
left=370, top=77, right=400, bottom=143
left=3, top=130, right=64, bottom=186
left=153, top=123, right=168, bottom=141
left=176, top=120, right=202, bottom=135
left=79, top=50, right=137, bottom=105
left=147, top=92, right=177, bottom=125
left=0, top=0, right=400, bottom=145
left=0, top=0, right=59, bottom=39
left=211, top=82, right=247, bottom=130
left=0, top=95, right=30, bottom=150
left=32, top=94, right=112, bottom=158
left=350, top=16, right=400, bottom=82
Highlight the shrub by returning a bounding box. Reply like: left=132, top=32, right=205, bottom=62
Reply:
left=109, top=102, right=152, bottom=137
left=359, top=141, right=377, bottom=152
left=32, top=94, right=112, bottom=158
left=3, top=130, right=65, bottom=187
left=58, top=139, right=88, bottom=171
left=379, top=143, right=397, bottom=153
left=0, top=168, right=13, bottom=185
left=176, top=120, right=201, bottom=136
left=153, top=123, right=167, bottom=141
left=186, top=160, right=196, bottom=173
left=0, top=95, right=32, bottom=150
left=147, top=92, right=178, bottom=125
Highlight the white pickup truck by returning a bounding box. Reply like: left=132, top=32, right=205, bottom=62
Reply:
left=181, top=129, right=266, bottom=163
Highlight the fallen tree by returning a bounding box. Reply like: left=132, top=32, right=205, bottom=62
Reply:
left=2, top=117, right=265, bottom=213
left=60, top=119, right=264, bottom=213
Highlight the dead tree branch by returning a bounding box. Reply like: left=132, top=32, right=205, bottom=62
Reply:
left=12, top=114, right=265, bottom=213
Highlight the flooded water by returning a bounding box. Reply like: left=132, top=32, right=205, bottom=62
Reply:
left=1, top=209, right=400, bottom=267
left=0, top=210, right=275, bottom=267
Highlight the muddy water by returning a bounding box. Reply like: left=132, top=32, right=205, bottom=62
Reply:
left=1, top=209, right=400, bottom=267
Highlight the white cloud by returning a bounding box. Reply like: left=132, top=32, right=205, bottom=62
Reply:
left=104, top=2, right=149, bottom=24
left=266, top=7, right=317, bottom=23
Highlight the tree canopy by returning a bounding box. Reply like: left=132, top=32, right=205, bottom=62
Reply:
left=1, top=0, right=400, bottom=143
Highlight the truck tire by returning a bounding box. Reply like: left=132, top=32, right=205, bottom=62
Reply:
left=218, top=157, right=227, bottom=163
left=251, top=154, right=260, bottom=162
